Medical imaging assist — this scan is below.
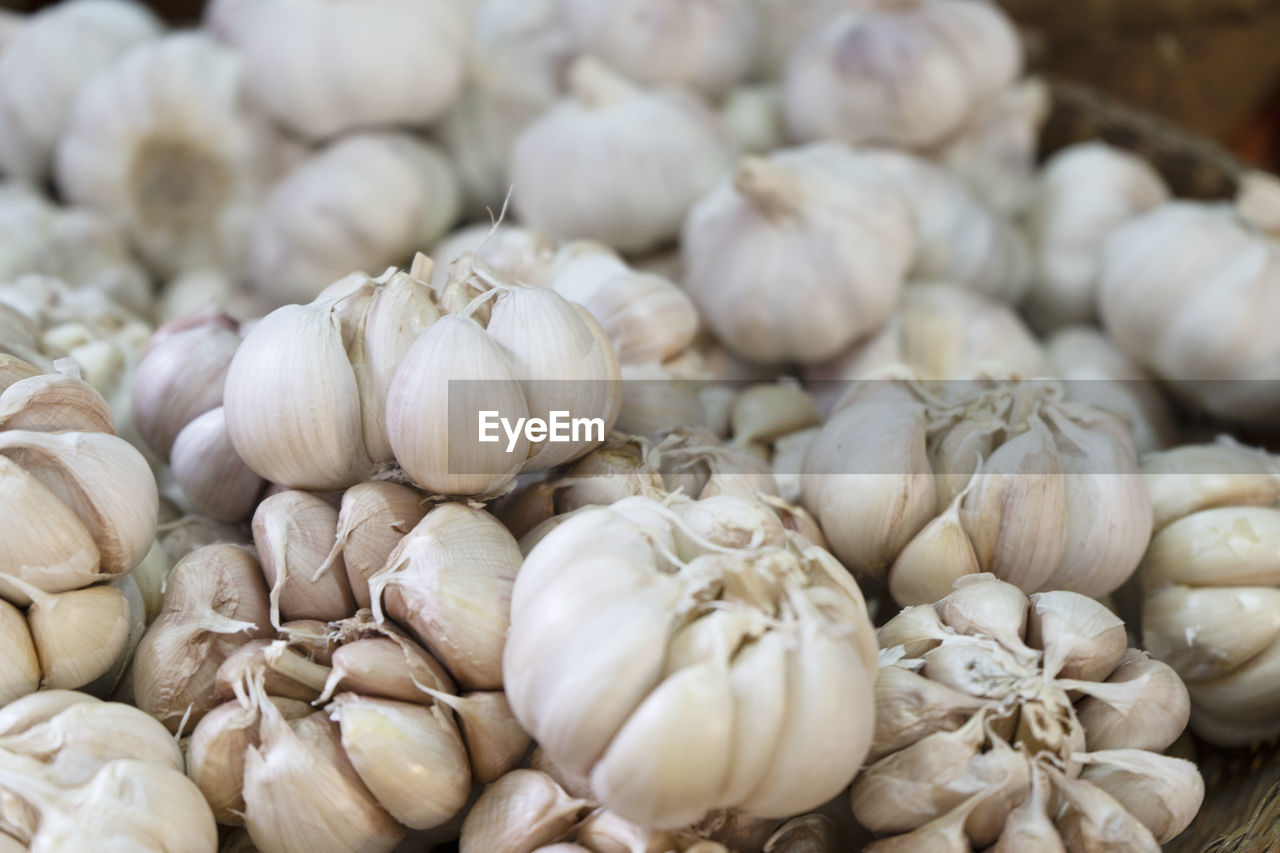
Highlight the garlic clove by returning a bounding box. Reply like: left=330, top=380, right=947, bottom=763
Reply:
left=170, top=407, right=265, bottom=523
left=25, top=583, right=130, bottom=690
left=385, top=314, right=530, bottom=496
left=574, top=808, right=681, bottom=852
left=1048, top=766, right=1161, bottom=852
left=330, top=693, right=471, bottom=831
left=0, top=690, right=100, bottom=737
left=1077, top=749, right=1204, bottom=844
left=989, top=766, right=1064, bottom=853
left=253, top=490, right=355, bottom=626
left=458, top=769, right=592, bottom=853
left=0, top=354, right=45, bottom=395
left=887, top=498, right=982, bottom=606
left=326, top=482, right=425, bottom=611
left=1141, top=505, right=1280, bottom=589
left=861, top=791, right=985, bottom=853
left=0, top=373, right=114, bottom=434
left=1178, top=637, right=1280, bottom=746
left=0, top=598, right=39, bottom=703
left=1142, top=442, right=1280, bottom=531
left=187, top=699, right=260, bottom=825
left=375, top=503, right=521, bottom=690
left=1027, top=590, right=1127, bottom=681
left=426, top=690, right=531, bottom=785
left=763, top=813, right=840, bottom=853
left=1142, top=585, right=1280, bottom=681
left=934, top=574, right=1030, bottom=657
left=729, top=384, right=820, bottom=447
left=0, top=454, right=102, bottom=600
left=1071, top=650, right=1190, bottom=752
left=214, top=640, right=328, bottom=704
left=528, top=746, right=594, bottom=802
left=961, top=738, right=1032, bottom=847
left=877, top=605, right=951, bottom=660
left=869, top=665, right=987, bottom=762
left=317, top=634, right=455, bottom=704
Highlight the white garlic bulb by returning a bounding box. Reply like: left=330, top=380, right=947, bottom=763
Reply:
left=1098, top=173, right=1280, bottom=423
left=55, top=33, right=287, bottom=276
left=205, top=0, right=466, bottom=140
left=0, top=184, right=150, bottom=317
left=0, top=0, right=160, bottom=183
left=1025, top=142, right=1170, bottom=331
left=435, top=0, right=571, bottom=214
left=681, top=144, right=915, bottom=364
left=719, top=85, right=785, bottom=157
left=248, top=133, right=461, bottom=307
left=932, top=78, right=1050, bottom=217
left=858, top=149, right=1031, bottom=302
left=1045, top=326, right=1176, bottom=455
left=505, top=493, right=878, bottom=828
left=511, top=57, right=733, bottom=253
left=805, top=284, right=1048, bottom=395
left=753, top=0, right=847, bottom=78
left=430, top=223, right=555, bottom=291
left=783, top=0, right=1021, bottom=149
left=1140, top=441, right=1280, bottom=746
left=866, top=574, right=1200, bottom=849
left=802, top=378, right=1151, bottom=603
left=559, top=0, right=759, bottom=97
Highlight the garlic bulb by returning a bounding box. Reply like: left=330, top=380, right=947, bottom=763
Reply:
left=205, top=0, right=466, bottom=140
left=133, top=313, right=265, bottom=522
left=804, top=284, right=1048, bottom=399
left=0, top=0, right=161, bottom=183
left=802, top=377, right=1151, bottom=603
left=1044, top=326, right=1177, bottom=455
left=538, top=241, right=700, bottom=364
left=932, top=78, right=1050, bottom=217
left=0, top=692, right=215, bottom=851
left=505, top=493, right=878, bottom=828
left=225, top=266, right=439, bottom=491
left=754, top=0, right=847, bottom=78
left=511, top=57, right=733, bottom=253
left=858, top=150, right=1031, bottom=302
left=430, top=224, right=555, bottom=291
left=1139, top=440, right=1280, bottom=746
left=0, top=359, right=157, bottom=699
left=720, top=85, right=785, bottom=157
left=864, top=573, right=1201, bottom=849
left=559, top=0, right=759, bottom=97
left=783, top=0, right=1021, bottom=149
left=248, top=133, right=461, bottom=307
left=434, top=0, right=571, bottom=214
left=1098, top=173, right=1280, bottom=423
left=0, top=184, right=150, bottom=317
left=55, top=33, right=287, bottom=276
left=681, top=144, right=915, bottom=364
left=1024, top=142, right=1170, bottom=332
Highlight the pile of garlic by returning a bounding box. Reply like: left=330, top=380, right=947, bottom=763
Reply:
left=1140, top=440, right=1280, bottom=746
left=0, top=690, right=216, bottom=851
left=867, top=573, right=1202, bottom=851
left=129, top=491, right=528, bottom=853
left=0, top=356, right=155, bottom=701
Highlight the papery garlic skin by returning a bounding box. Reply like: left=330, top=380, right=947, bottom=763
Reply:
left=1140, top=441, right=1280, bottom=746
left=681, top=144, right=915, bottom=364
left=206, top=0, right=465, bottom=140
left=783, top=0, right=1022, bottom=149
left=1098, top=184, right=1280, bottom=424
left=431, top=224, right=555, bottom=291
left=863, top=574, right=1199, bottom=849
left=505, top=494, right=878, bottom=828
left=511, top=58, right=733, bottom=254
left=0, top=0, right=161, bottom=183
left=1025, top=142, right=1170, bottom=332
left=435, top=0, right=570, bottom=215
left=249, top=133, right=460, bottom=307
left=802, top=378, right=1151, bottom=602
left=559, top=0, right=759, bottom=97
left=56, top=33, right=286, bottom=277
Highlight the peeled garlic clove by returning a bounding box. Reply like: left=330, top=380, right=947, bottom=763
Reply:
left=1141, top=505, right=1280, bottom=589
left=426, top=690, right=530, bottom=784
left=0, top=599, right=39, bottom=703
left=244, top=698, right=404, bottom=853
left=25, top=583, right=130, bottom=690
left=386, top=314, right=529, bottom=497
left=1077, top=749, right=1204, bottom=843
left=0, top=429, right=157, bottom=576
left=0, top=373, right=114, bottom=434
left=330, top=693, right=471, bottom=831
left=1049, top=767, right=1161, bottom=853
left=934, top=574, right=1030, bottom=656
left=1027, top=590, right=1127, bottom=681
left=326, top=482, right=425, bottom=610
left=460, top=770, right=592, bottom=853
left=1071, top=650, right=1190, bottom=752
left=729, top=384, right=820, bottom=447
left=253, top=490, right=355, bottom=625
left=1141, top=442, right=1280, bottom=530
left=170, top=407, right=264, bottom=523
left=375, top=503, right=521, bottom=690
left=318, top=634, right=455, bottom=705
left=1143, top=585, right=1280, bottom=681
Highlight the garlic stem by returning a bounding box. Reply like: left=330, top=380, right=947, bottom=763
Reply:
left=733, top=157, right=802, bottom=218
left=569, top=57, right=638, bottom=109
left=263, top=642, right=332, bottom=693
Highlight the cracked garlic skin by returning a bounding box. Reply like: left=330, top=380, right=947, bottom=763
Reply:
left=802, top=377, right=1152, bottom=604
left=1140, top=441, right=1280, bottom=746
left=504, top=493, right=878, bottom=830
left=864, top=573, right=1201, bottom=851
